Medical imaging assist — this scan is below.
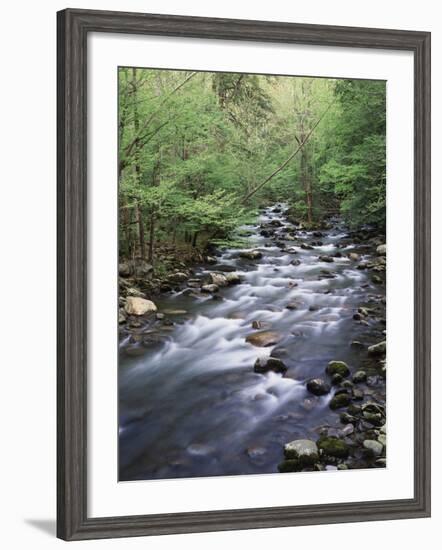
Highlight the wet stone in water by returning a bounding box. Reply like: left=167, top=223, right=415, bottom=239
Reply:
left=254, top=357, right=287, bottom=374
left=306, top=378, right=331, bottom=396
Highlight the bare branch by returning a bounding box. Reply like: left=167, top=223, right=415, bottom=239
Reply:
left=242, top=101, right=334, bottom=203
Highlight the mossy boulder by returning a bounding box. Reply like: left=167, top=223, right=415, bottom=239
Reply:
left=239, top=250, right=263, bottom=260
left=278, top=459, right=301, bottom=473
left=317, top=436, right=350, bottom=459
left=352, top=370, right=367, bottom=384
left=329, top=392, right=352, bottom=410
left=284, top=439, right=319, bottom=466
left=368, top=341, right=386, bottom=356
left=326, top=361, right=350, bottom=378
left=306, top=378, right=331, bottom=396
left=361, top=402, right=385, bottom=426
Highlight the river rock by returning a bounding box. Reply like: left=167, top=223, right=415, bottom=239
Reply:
left=347, top=403, right=362, bottom=416
left=208, top=272, right=228, bottom=287
left=301, top=398, right=317, bottom=411
left=329, top=392, right=352, bottom=410
left=286, top=301, right=302, bottom=310
left=361, top=403, right=385, bottom=426
left=120, top=259, right=153, bottom=278
left=254, top=357, right=287, bottom=374
left=339, top=424, right=354, bottom=437
left=362, top=402, right=385, bottom=416
left=363, top=439, right=383, bottom=457
left=187, top=281, right=201, bottom=289
left=226, top=272, right=241, bottom=285
left=306, top=378, right=331, bottom=396
left=290, top=258, right=301, bottom=266
left=126, top=287, right=146, bottom=298
left=326, top=360, right=350, bottom=377
left=278, top=459, right=302, bottom=473
left=246, top=331, right=282, bottom=347
left=353, top=370, right=367, bottom=383
left=168, top=272, right=188, bottom=283
left=119, top=262, right=131, bottom=277
left=124, top=297, right=157, bottom=316
left=252, top=320, right=272, bottom=330
left=216, top=264, right=238, bottom=272
left=352, top=388, right=364, bottom=400
left=205, top=256, right=217, bottom=264
left=118, top=308, right=127, bottom=323
left=239, top=250, right=263, bottom=260
left=201, top=284, right=219, bottom=293
left=331, top=373, right=343, bottom=385
left=317, top=436, right=349, bottom=458
left=284, top=439, right=319, bottom=465
left=319, top=255, right=334, bottom=263
left=368, top=341, right=386, bottom=356
left=348, top=252, right=359, bottom=261
left=340, top=412, right=357, bottom=424
left=301, top=243, right=314, bottom=250
left=376, top=244, right=387, bottom=255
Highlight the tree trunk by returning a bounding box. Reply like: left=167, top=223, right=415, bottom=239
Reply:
left=192, top=231, right=199, bottom=248
left=131, top=68, right=146, bottom=258
left=135, top=200, right=146, bottom=258
left=300, top=142, right=313, bottom=223
left=148, top=212, right=155, bottom=263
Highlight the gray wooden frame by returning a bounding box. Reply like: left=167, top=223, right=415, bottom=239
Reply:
left=57, top=8, right=431, bottom=541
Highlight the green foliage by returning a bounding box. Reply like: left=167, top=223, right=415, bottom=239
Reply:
left=119, top=68, right=386, bottom=264
left=319, top=80, right=386, bottom=227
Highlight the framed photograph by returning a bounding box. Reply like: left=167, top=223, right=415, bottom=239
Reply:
left=57, top=8, right=431, bottom=541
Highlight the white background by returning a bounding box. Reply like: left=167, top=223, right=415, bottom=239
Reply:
left=0, top=0, right=440, bottom=548
left=89, top=34, right=414, bottom=517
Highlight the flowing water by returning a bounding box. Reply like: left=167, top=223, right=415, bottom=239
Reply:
left=119, top=205, right=384, bottom=481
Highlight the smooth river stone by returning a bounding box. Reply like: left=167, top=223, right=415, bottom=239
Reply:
left=124, top=297, right=157, bottom=316
left=245, top=331, right=282, bottom=347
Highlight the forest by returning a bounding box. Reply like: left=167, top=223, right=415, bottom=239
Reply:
left=118, top=68, right=386, bottom=269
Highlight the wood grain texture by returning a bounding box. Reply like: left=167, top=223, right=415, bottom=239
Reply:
left=56, top=8, right=431, bottom=541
